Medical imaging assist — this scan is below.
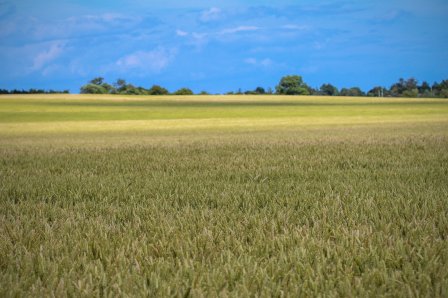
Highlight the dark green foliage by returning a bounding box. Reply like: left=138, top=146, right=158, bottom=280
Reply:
left=390, top=78, right=418, bottom=97
left=80, top=84, right=108, bottom=94
left=433, top=80, right=448, bottom=98
left=79, top=78, right=170, bottom=95
left=367, top=86, right=385, bottom=97
left=60, top=76, right=448, bottom=98
left=90, top=77, right=105, bottom=85
left=174, top=88, right=194, bottom=95
left=148, top=85, right=169, bottom=95
left=101, top=83, right=115, bottom=94
left=319, top=83, right=339, bottom=96
left=0, top=89, right=69, bottom=94
left=254, top=87, right=265, bottom=94
left=276, top=75, right=310, bottom=95
left=340, top=87, right=365, bottom=97
left=419, top=81, right=431, bottom=96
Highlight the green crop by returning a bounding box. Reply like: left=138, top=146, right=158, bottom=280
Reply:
left=1, top=95, right=447, bottom=296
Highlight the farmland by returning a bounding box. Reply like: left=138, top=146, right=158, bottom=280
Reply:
left=1, top=94, right=448, bottom=296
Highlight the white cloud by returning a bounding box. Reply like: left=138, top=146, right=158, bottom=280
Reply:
left=176, top=29, right=188, bottom=37
left=66, top=13, right=139, bottom=26
left=200, top=7, right=221, bottom=22
left=30, top=13, right=141, bottom=41
left=244, top=58, right=257, bottom=65
left=220, top=26, right=260, bottom=34
left=260, top=58, right=273, bottom=67
left=116, top=47, right=176, bottom=72
left=281, top=24, right=309, bottom=30
left=186, top=32, right=209, bottom=48
left=244, top=57, right=273, bottom=67
left=31, top=41, right=65, bottom=71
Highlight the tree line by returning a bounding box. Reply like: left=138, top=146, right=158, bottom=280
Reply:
left=80, top=78, right=198, bottom=95
left=80, top=76, right=448, bottom=98
left=270, top=75, right=448, bottom=98
left=0, top=89, right=70, bottom=94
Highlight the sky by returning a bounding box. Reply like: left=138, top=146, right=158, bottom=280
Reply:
left=0, top=0, right=447, bottom=93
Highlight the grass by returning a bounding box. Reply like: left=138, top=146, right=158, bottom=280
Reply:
left=1, top=94, right=448, bottom=296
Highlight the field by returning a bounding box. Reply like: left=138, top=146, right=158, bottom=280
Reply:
left=1, top=94, right=448, bottom=296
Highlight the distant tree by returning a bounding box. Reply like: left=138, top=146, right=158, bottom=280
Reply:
left=418, top=81, right=431, bottom=97
left=402, top=89, right=418, bottom=98
left=319, top=83, right=339, bottom=96
left=113, top=79, right=127, bottom=93
left=405, top=78, right=418, bottom=90
left=402, top=78, right=419, bottom=97
left=389, top=78, right=418, bottom=97
left=148, top=85, right=169, bottom=95
left=0, top=88, right=69, bottom=94
left=389, top=78, right=404, bottom=97
left=121, top=84, right=141, bottom=95
left=90, top=77, right=104, bottom=85
left=174, top=88, right=194, bottom=95
left=306, top=86, right=319, bottom=95
left=340, top=87, right=364, bottom=97
left=339, top=88, right=349, bottom=96
left=199, top=91, right=209, bottom=95
left=367, top=86, right=387, bottom=97
left=254, top=87, right=266, bottom=94
left=276, top=75, right=310, bottom=95
left=433, top=80, right=448, bottom=98
left=80, top=84, right=108, bottom=94
left=101, top=83, right=115, bottom=94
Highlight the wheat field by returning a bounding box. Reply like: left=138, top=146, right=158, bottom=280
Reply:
left=1, top=95, right=447, bottom=296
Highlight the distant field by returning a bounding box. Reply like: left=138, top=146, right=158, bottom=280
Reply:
left=1, top=94, right=448, bottom=296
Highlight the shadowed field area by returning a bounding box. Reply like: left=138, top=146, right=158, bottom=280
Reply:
left=1, top=95, right=448, bottom=296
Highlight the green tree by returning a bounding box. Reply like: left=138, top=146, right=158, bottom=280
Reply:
left=390, top=78, right=419, bottom=97
left=90, top=77, right=104, bottom=85
left=402, top=89, right=418, bottom=98
left=174, top=88, right=194, bottom=95
left=254, top=87, right=266, bottom=94
left=340, top=87, right=364, bottom=97
left=405, top=78, right=418, bottom=90
left=101, top=83, right=115, bottom=94
left=367, top=86, right=387, bottom=97
left=433, top=80, right=448, bottom=98
left=148, top=85, right=169, bottom=95
left=276, top=75, right=310, bottom=95
left=418, top=81, right=431, bottom=97
left=121, top=84, right=141, bottom=95
left=320, top=83, right=339, bottom=96
left=389, top=78, right=405, bottom=96
left=80, top=84, right=108, bottom=94
left=113, top=79, right=127, bottom=93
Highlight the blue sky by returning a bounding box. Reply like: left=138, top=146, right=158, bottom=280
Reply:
left=0, top=0, right=447, bottom=93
